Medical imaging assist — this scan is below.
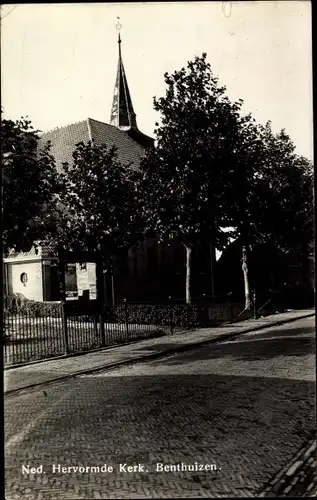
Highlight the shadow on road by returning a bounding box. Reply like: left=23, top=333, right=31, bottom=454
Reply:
left=139, top=326, right=315, bottom=365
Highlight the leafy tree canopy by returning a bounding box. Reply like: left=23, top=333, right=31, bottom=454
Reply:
left=1, top=116, right=59, bottom=255
left=227, top=120, right=314, bottom=251
left=139, top=53, right=314, bottom=302
left=56, top=141, right=144, bottom=268
left=140, top=53, right=257, bottom=251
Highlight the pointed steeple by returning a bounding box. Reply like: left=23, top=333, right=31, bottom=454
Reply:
left=110, top=24, right=137, bottom=130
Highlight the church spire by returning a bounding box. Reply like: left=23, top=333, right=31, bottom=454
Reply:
left=110, top=19, right=137, bottom=130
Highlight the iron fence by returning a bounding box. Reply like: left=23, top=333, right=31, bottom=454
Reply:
left=3, top=313, right=65, bottom=365
left=1, top=304, right=170, bottom=366
left=3, top=290, right=290, bottom=367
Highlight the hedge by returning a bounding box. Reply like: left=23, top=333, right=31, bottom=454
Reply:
left=3, top=295, right=62, bottom=317
left=3, top=296, right=209, bottom=327
left=111, top=303, right=208, bottom=328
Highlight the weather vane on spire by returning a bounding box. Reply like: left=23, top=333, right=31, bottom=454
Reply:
left=116, top=16, right=122, bottom=43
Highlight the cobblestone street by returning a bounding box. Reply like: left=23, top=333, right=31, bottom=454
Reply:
left=5, top=316, right=316, bottom=498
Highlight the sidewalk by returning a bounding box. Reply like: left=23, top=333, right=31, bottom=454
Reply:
left=4, top=308, right=314, bottom=395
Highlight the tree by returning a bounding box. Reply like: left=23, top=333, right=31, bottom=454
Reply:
left=140, top=53, right=313, bottom=308
left=226, top=121, right=314, bottom=308
left=56, top=141, right=144, bottom=270
left=1, top=116, right=59, bottom=255
left=140, top=53, right=254, bottom=304
left=253, top=123, right=313, bottom=249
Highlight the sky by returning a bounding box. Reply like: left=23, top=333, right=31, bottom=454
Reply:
left=1, top=1, right=313, bottom=161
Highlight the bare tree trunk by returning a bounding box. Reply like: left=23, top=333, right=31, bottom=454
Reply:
left=184, top=244, right=192, bottom=304
left=242, top=245, right=251, bottom=310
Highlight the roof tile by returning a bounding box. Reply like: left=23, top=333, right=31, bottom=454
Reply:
left=38, top=118, right=153, bottom=172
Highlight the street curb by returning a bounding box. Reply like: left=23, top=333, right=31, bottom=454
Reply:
left=4, top=312, right=315, bottom=396
left=258, top=438, right=316, bottom=497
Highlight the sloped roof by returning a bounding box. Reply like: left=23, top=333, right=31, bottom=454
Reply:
left=38, top=118, right=153, bottom=172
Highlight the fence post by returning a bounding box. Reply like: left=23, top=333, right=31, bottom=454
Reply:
left=228, top=292, right=233, bottom=322
left=93, top=314, right=98, bottom=337
left=124, top=298, right=129, bottom=341
left=253, top=290, right=258, bottom=319
left=96, top=261, right=106, bottom=348
left=99, top=309, right=106, bottom=347
left=58, top=246, right=69, bottom=355
left=169, top=296, right=174, bottom=335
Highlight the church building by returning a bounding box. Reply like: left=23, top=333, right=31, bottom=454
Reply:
left=3, top=32, right=215, bottom=303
